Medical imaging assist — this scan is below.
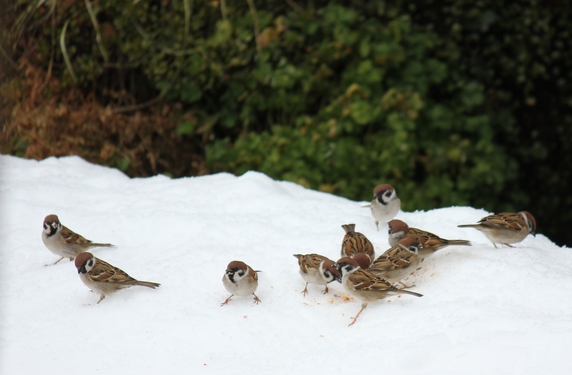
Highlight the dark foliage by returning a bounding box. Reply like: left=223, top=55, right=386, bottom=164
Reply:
left=2, top=0, right=570, bottom=245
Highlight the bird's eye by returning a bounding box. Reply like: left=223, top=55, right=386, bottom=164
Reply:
left=88, top=259, right=94, bottom=267
left=385, top=191, right=392, bottom=198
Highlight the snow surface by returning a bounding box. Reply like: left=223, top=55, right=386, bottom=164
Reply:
left=1, top=154, right=571, bottom=375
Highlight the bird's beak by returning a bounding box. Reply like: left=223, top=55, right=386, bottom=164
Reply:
left=332, top=263, right=342, bottom=283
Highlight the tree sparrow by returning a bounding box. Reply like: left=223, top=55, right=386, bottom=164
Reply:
left=335, top=257, right=423, bottom=326
left=221, top=261, right=261, bottom=306
left=388, top=219, right=471, bottom=256
left=368, top=237, right=424, bottom=284
left=42, top=214, right=114, bottom=265
left=340, top=224, right=375, bottom=268
left=458, top=211, right=536, bottom=248
left=75, top=252, right=160, bottom=304
left=369, top=184, right=400, bottom=231
left=349, top=252, right=374, bottom=271
left=293, top=254, right=340, bottom=296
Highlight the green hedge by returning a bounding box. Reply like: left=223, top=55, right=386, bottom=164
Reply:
left=5, top=0, right=572, bottom=246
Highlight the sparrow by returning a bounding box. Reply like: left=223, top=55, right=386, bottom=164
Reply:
left=368, top=237, right=424, bottom=284
left=221, top=261, right=261, bottom=306
left=335, top=257, right=423, bottom=326
left=340, top=224, right=375, bottom=268
left=458, top=211, right=536, bottom=248
left=349, top=252, right=374, bottom=271
left=75, top=252, right=160, bottom=304
left=388, top=219, right=471, bottom=256
left=369, top=184, right=400, bottom=231
left=293, top=254, right=340, bottom=296
left=42, top=214, right=114, bottom=265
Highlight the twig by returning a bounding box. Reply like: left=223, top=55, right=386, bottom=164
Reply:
left=59, top=19, right=77, bottom=82
left=36, top=8, right=57, bottom=99
left=183, top=0, right=192, bottom=42
left=285, top=0, right=304, bottom=13
left=84, top=0, right=109, bottom=62
left=0, top=44, right=19, bottom=70
left=220, top=0, right=228, bottom=21
left=246, top=0, right=261, bottom=56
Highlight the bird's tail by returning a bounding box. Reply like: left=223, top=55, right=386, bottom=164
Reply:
left=135, top=281, right=161, bottom=289
left=457, top=224, right=478, bottom=228
left=447, top=239, right=472, bottom=246
left=341, top=224, right=356, bottom=233
left=400, top=289, right=423, bottom=297
left=89, top=242, right=115, bottom=248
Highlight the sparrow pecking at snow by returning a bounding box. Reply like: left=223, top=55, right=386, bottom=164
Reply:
left=221, top=261, right=261, bottom=306
left=75, top=252, right=160, bottom=304
left=369, top=184, right=400, bottom=231
left=293, top=254, right=340, bottom=296
left=388, top=219, right=471, bottom=256
left=42, top=214, right=114, bottom=265
left=335, top=257, right=423, bottom=326
left=458, top=211, right=536, bottom=248
left=340, top=224, right=375, bottom=268
left=368, top=237, right=425, bottom=285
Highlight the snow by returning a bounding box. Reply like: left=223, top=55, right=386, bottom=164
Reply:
left=1, top=154, right=571, bottom=374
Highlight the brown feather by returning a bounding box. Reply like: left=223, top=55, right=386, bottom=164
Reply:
left=340, top=224, right=375, bottom=259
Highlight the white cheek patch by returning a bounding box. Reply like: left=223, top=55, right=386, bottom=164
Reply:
left=86, top=259, right=95, bottom=270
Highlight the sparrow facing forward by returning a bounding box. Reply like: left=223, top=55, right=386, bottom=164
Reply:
left=75, top=252, right=160, bottom=304
left=340, top=224, right=375, bottom=268
left=388, top=219, right=471, bottom=256
left=368, top=237, right=424, bottom=284
left=221, top=261, right=261, bottom=306
left=369, top=184, right=400, bottom=231
left=458, top=211, right=536, bottom=248
left=335, top=257, right=422, bottom=326
left=293, top=254, right=340, bottom=296
left=42, top=214, right=114, bottom=265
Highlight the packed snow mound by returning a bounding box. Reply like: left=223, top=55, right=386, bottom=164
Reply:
left=0, top=155, right=570, bottom=375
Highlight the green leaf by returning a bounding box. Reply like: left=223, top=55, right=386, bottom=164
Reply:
left=176, top=121, right=195, bottom=136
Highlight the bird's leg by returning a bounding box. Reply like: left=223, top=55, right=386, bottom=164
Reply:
left=375, top=221, right=379, bottom=231
left=503, top=243, right=515, bottom=248
left=301, top=282, right=309, bottom=297
left=221, top=294, right=233, bottom=306
left=45, top=256, right=65, bottom=266
left=252, top=294, right=261, bottom=304
left=96, top=294, right=106, bottom=304
left=322, top=285, right=329, bottom=294
left=348, top=303, right=368, bottom=327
